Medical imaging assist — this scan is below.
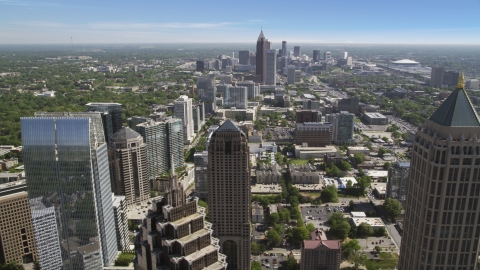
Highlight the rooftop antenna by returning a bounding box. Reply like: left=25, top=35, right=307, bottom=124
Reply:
left=70, top=37, right=73, bottom=52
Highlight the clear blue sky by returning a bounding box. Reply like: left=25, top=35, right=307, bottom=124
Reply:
left=1, top=0, right=479, bottom=44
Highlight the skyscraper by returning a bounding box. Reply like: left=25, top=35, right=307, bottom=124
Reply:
left=135, top=119, right=184, bottom=178
left=134, top=163, right=228, bottom=270
left=238, top=50, right=250, bottom=65
left=256, top=30, right=267, bottom=84
left=174, top=95, right=194, bottom=144
left=313, top=50, right=321, bottom=62
left=386, top=161, right=410, bottom=206
left=197, top=75, right=217, bottom=114
left=196, top=60, right=205, bottom=72
left=237, top=81, right=257, bottom=100
left=326, top=111, right=355, bottom=144
left=208, top=120, right=251, bottom=270
left=399, top=74, right=480, bottom=269
left=282, top=41, right=287, bottom=57
left=264, top=49, right=277, bottom=86
left=108, top=127, right=149, bottom=207
left=287, top=65, right=296, bottom=85
left=194, top=151, right=209, bottom=200
left=224, top=86, right=248, bottom=109
left=430, top=66, right=445, bottom=87
left=86, top=102, right=123, bottom=142
left=21, top=112, right=118, bottom=269
left=294, top=46, right=301, bottom=57
left=112, top=195, right=130, bottom=252
left=0, top=180, right=37, bottom=268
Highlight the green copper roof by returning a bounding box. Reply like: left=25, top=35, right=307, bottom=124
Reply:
left=429, top=88, right=480, bottom=127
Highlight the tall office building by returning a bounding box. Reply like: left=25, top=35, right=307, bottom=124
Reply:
left=86, top=102, right=123, bottom=142
left=282, top=41, right=287, bottom=57
left=194, top=151, right=209, bottom=200
left=313, top=50, right=321, bottom=62
left=108, top=127, right=149, bottom=207
left=0, top=180, right=37, bottom=268
left=237, top=81, right=258, bottom=100
left=197, top=75, right=217, bottom=114
left=264, top=49, right=277, bottom=86
left=430, top=66, right=445, bottom=87
left=324, top=52, right=331, bottom=61
left=343, top=51, right=348, bottom=59
left=256, top=30, right=267, bottom=84
left=238, top=50, right=250, bottom=65
left=294, top=46, right=301, bottom=57
left=21, top=112, right=118, bottom=269
left=208, top=120, right=251, bottom=270
left=399, top=74, right=480, bottom=269
left=196, top=60, right=205, bottom=72
left=224, top=86, right=248, bottom=109
left=287, top=65, right=296, bottom=85
left=174, top=95, right=195, bottom=144
left=444, top=70, right=460, bottom=87
left=303, top=99, right=321, bottom=111
left=295, top=122, right=333, bottom=147
left=326, top=111, right=355, bottom=144
left=134, top=164, right=228, bottom=270
left=386, top=161, right=410, bottom=206
left=192, top=103, right=205, bottom=132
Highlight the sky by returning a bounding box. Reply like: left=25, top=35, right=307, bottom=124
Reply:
left=1, top=0, right=480, bottom=45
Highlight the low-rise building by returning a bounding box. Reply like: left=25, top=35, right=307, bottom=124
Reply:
left=347, top=146, right=370, bottom=156
left=363, top=112, right=388, bottom=125
left=256, top=163, right=282, bottom=184
left=289, top=164, right=320, bottom=184
left=252, top=202, right=264, bottom=223
left=215, top=107, right=256, bottom=121
left=0, top=158, right=18, bottom=170
left=296, top=110, right=321, bottom=123
left=351, top=217, right=385, bottom=228
left=295, top=122, right=332, bottom=147
left=294, top=145, right=339, bottom=159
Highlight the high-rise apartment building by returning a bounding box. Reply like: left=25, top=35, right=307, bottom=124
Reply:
left=197, top=75, right=217, bottom=114
left=324, top=52, right=331, bottom=61
left=21, top=112, right=118, bottom=268
left=264, top=49, right=277, bottom=86
left=294, top=46, right=301, bottom=57
left=0, top=180, right=37, bottom=268
left=224, top=86, right=248, bottom=109
left=134, top=165, right=228, bottom=270
left=399, top=74, right=480, bottom=269
left=430, top=66, right=445, bottom=87
left=326, top=111, right=355, bottom=144
left=256, top=30, right=267, bottom=84
left=287, top=65, right=296, bottom=85
left=30, top=197, right=63, bottom=269
left=194, top=151, right=209, bottom=200
left=237, top=81, right=258, bottom=100
left=108, top=127, right=149, bottom=207
left=301, top=229, right=341, bottom=270
left=192, top=103, right=205, bottom=132
left=86, top=102, right=123, bottom=142
left=386, top=161, right=410, bottom=206
left=174, top=95, right=195, bottom=144
left=112, top=195, right=130, bottom=251
left=238, top=50, right=250, bottom=65
left=295, top=122, right=332, bottom=147
left=135, top=118, right=184, bottom=179
left=282, top=41, right=287, bottom=57
left=208, top=120, right=251, bottom=270
left=343, top=51, right=348, bottom=59
left=313, top=50, right=321, bottom=62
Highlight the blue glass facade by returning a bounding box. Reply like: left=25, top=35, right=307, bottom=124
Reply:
left=22, top=114, right=117, bottom=270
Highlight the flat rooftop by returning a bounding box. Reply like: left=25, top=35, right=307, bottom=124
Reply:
left=351, top=217, right=385, bottom=227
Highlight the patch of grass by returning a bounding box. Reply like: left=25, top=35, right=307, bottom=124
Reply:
left=354, top=118, right=362, bottom=123
left=301, top=192, right=321, bottom=198
left=367, top=252, right=399, bottom=269
left=289, top=159, right=309, bottom=165
left=338, top=194, right=365, bottom=199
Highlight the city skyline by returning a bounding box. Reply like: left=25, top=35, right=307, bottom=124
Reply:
left=1, top=0, right=480, bottom=44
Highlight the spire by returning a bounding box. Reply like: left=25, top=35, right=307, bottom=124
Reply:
left=457, top=71, right=465, bottom=89
left=429, top=71, right=480, bottom=127
left=257, top=29, right=265, bottom=41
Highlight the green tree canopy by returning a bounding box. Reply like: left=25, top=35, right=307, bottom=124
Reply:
left=0, top=262, right=25, bottom=270
left=342, top=239, right=362, bottom=258
left=354, top=153, right=366, bottom=164
left=286, top=255, right=298, bottom=270
left=329, top=213, right=351, bottom=240
left=265, top=229, right=282, bottom=246
left=321, top=185, right=339, bottom=203
left=251, top=261, right=262, bottom=270
left=268, top=212, right=279, bottom=225
left=337, top=160, right=351, bottom=171
left=383, top=198, right=403, bottom=220
left=357, top=222, right=374, bottom=238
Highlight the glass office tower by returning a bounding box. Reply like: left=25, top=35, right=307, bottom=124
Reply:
left=21, top=113, right=117, bottom=270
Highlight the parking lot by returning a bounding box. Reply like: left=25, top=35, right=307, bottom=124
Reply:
left=252, top=253, right=287, bottom=269
left=263, top=127, right=294, bottom=141
left=300, top=204, right=350, bottom=228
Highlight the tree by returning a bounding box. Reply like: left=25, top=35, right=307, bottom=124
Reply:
left=354, top=153, right=366, bottom=165
left=383, top=162, right=391, bottom=170
left=258, top=243, right=267, bottom=253
left=286, top=255, right=298, bottom=270
left=383, top=198, right=403, bottom=220
left=374, top=227, right=387, bottom=237
left=378, top=148, right=387, bottom=158
left=268, top=213, right=279, bottom=225
left=337, top=160, right=351, bottom=171
left=251, top=261, right=262, bottom=270
left=292, top=227, right=310, bottom=245
left=266, top=230, right=282, bottom=246
left=234, top=114, right=244, bottom=122
left=342, top=239, right=362, bottom=258
left=320, top=185, right=339, bottom=203
left=306, top=223, right=316, bottom=232
left=308, top=156, right=315, bottom=165
left=325, top=163, right=341, bottom=177
left=357, top=222, right=374, bottom=238
left=329, top=213, right=351, bottom=240
left=349, top=200, right=355, bottom=210
left=0, top=262, right=24, bottom=270
left=251, top=242, right=259, bottom=254
left=273, top=224, right=284, bottom=235
left=278, top=208, right=291, bottom=223
left=114, top=253, right=134, bottom=266
left=375, top=246, right=381, bottom=253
